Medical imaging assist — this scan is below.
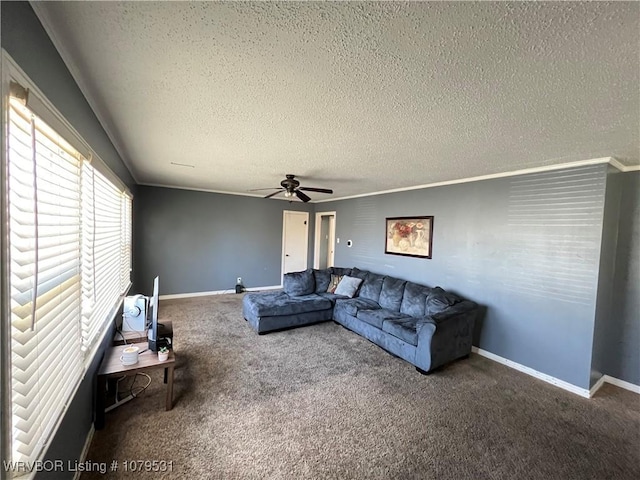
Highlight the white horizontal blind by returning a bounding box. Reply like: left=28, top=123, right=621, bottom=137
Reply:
left=81, top=164, right=131, bottom=352
left=7, top=98, right=84, bottom=467
left=6, top=81, right=133, bottom=473
left=121, top=194, right=132, bottom=293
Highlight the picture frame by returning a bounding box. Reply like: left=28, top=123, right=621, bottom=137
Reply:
left=385, top=216, right=433, bottom=259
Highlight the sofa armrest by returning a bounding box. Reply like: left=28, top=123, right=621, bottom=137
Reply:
left=414, top=300, right=477, bottom=372
left=416, top=319, right=437, bottom=337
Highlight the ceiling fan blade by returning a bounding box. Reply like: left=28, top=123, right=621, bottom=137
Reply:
left=295, top=190, right=311, bottom=202
left=249, top=187, right=284, bottom=192
left=298, top=187, right=333, bottom=194
left=264, top=190, right=283, bottom=199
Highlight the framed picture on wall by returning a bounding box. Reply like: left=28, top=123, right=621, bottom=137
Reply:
left=385, top=216, right=434, bottom=259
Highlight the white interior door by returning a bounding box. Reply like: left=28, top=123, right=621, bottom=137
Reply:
left=282, top=211, right=309, bottom=276
left=328, top=215, right=336, bottom=267
left=314, top=211, right=336, bottom=268
left=318, top=216, right=330, bottom=269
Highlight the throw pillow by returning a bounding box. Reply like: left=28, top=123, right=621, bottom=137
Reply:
left=334, top=275, right=363, bottom=298
left=326, top=274, right=344, bottom=294
left=283, top=269, right=315, bottom=296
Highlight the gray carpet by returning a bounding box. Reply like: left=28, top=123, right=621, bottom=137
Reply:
left=82, top=294, right=640, bottom=479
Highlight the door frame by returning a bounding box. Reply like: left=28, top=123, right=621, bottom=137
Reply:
left=313, top=211, right=336, bottom=269
left=281, top=210, right=310, bottom=282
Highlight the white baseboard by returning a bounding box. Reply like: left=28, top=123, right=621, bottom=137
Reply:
left=601, top=375, right=640, bottom=394
left=589, top=375, right=607, bottom=398
left=472, top=347, right=640, bottom=398
left=472, top=347, right=592, bottom=397
left=73, top=425, right=95, bottom=480
left=244, top=285, right=282, bottom=292
left=159, top=285, right=282, bottom=300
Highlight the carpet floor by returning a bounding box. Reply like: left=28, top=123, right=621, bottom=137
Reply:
left=82, top=294, right=640, bottom=479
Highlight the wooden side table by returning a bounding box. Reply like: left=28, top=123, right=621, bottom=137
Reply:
left=95, top=342, right=176, bottom=430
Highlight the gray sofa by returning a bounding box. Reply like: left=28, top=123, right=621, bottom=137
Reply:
left=242, top=267, right=478, bottom=373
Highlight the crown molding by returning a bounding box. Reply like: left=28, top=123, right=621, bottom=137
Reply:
left=141, top=156, right=638, bottom=201
left=28, top=2, right=640, bottom=194
left=314, top=157, right=632, bottom=203
left=31, top=2, right=140, bottom=184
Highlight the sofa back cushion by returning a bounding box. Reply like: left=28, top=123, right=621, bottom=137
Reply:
left=350, top=267, right=369, bottom=281
left=313, top=269, right=332, bottom=293
left=331, top=267, right=352, bottom=277
left=379, top=277, right=407, bottom=311
left=426, top=286, right=461, bottom=315
left=400, top=282, right=431, bottom=317
left=283, top=269, right=315, bottom=296
left=359, top=272, right=385, bottom=303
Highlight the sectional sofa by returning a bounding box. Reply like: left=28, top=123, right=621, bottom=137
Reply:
left=242, top=267, right=478, bottom=373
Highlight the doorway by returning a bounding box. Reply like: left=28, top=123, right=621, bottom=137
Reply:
left=282, top=210, right=309, bottom=277
left=314, top=211, right=336, bottom=269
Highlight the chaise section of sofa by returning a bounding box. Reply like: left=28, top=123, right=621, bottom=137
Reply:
left=242, top=290, right=333, bottom=334
left=243, top=266, right=478, bottom=373
left=242, top=267, right=348, bottom=334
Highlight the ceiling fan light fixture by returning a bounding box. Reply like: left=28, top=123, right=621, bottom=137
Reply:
left=255, top=175, right=333, bottom=202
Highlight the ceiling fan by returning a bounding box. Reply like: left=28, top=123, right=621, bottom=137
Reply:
left=249, top=174, right=333, bottom=202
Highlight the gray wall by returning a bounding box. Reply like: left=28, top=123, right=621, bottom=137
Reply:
left=322, top=165, right=609, bottom=389
left=133, top=186, right=315, bottom=296
left=601, top=171, right=640, bottom=385
left=1, top=2, right=134, bottom=478
left=590, top=168, right=623, bottom=387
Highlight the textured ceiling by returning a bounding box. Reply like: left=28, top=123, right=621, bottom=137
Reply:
left=33, top=1, right=639, bottom=201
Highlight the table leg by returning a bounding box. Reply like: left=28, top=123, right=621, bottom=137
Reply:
left=165, top=365, right=175, bottom=410
left=96, top=375, right=107, bottom=430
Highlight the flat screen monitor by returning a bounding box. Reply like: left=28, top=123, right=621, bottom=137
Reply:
left=147, top=276, right=160, bottom=351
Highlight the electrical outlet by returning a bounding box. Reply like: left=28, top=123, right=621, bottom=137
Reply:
left=237, top=277, right=242, bottom=285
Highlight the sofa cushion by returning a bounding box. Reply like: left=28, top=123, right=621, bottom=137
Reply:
left=313, top=269, right=332, bottom=293
left=334, top=275, right=363, bottom=298
left=379, top=277, right=407, bottom=311
left=400, top=282, right=431, bottom=317
left=350, top=267, right=370, bottom=281
left=283, top=269, right=315, bottom=296
left=356, top=308, right=411, bottom=329
left=336, top=297, right=381, bottom=317
left=331, top=267, right=353, bottom=277
left=244, top=291, right=332, bottom=317
left=327, top=274, right=344, bottom=293
left=426, top=287, right=461, bottom=315
left=359, top=272, right=385, bottom=303
left=382, top=318, right=420, bottom=346
left=316, top=292, right=349, bottom=302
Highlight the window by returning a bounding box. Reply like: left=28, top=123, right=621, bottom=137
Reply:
left=81, top=163, right=132, bottom=352
left=3, top=70, right=132, bottom=473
